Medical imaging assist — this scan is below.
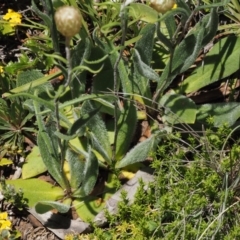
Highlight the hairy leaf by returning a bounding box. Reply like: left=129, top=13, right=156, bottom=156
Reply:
left=80, top=148, right=99, bottom=196
left=116, top=135, right=159, bottom=169
left=35, top=201, right=70, bottom=214
left=81, top=101, right=112, bottom=164
left=197, top=102, right=240, bottom=127
left=159, top=93, right=197, bottom=124
left=180, top=35, right=240, bottom=94
left=66, top=148, right=85, bottom=190
left=157, top=9, right=218, bottom=93
left=116, top=101, right=137, bottom=161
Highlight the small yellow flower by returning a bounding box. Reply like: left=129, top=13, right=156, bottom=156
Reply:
left=0, top=66, right=4, bottom=74
left=150, top=0, right=176, bottom=13
left=3, top=9, right=22, bottom=27
left=0, top=212, right=11, bottom=231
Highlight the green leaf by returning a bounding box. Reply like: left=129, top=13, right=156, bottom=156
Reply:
left=92, top=36, right=131, bottom=96
left=69, top=107, right=101, bottom=136
left=0, top=158, right=13, bottom=166
left=156, top=21, right=173, bottom=50
left=197, top=102, right=240, bottom=127
left=4, top=179, right=64, bottom=207
left=89, top=131, right=112, bottom=165
left=66, top=148, right=85, bottom=190
left=158, top=27, right=204, bottom=92
left=159, top=93, right=197, bottom=124
left=116, top=134, right=159, bottom=169
left=54, top=107, right=102, bottom=141
left=133, top=49, right=160, bottom=82
left=17, top=70, right=44, bottom=87
left=71, top=38, right=92, bottom=97
left=31, top=0, right=52, bottom=30
left=73, top=197, right=105, bottom=222
left=82, top=101, right=112, bottom=164
left=132, top=23, right=156, bottom=103
left=128, top=3, right=158, bottom=23
left=37, top=131, right=67, bottom=189
left=69, top=137, right=88, bottom=158
left=34, top=97, right=67, bottom=189
left=35, top=201, right=70, bottom=214
left=180, top=35, right=240, bottom=94
left=73, top=173, right=116, bottom=221
left=164, top=12, right=177, bottom=40
left=115, top=101, right=137, bottom=161
left=176, top=0, right=191, bottom=15
left=80, top=148, right=99, bottom=197
left=22, top=146, right=47, bottom=179
left=3, top=70, right=60, bottom=96
left=135, top=23, right=156, bottom=65
left=158, top=9, right=218, bottom=93
left=201, top=8, right=219, bottom=47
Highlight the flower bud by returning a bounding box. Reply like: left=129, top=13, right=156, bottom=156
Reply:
left=150, top=0, right=176, bottom=14
left=54, top=6, right=82, bottom=38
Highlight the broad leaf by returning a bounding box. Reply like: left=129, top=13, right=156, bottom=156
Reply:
left=73, top=197, right=105, bottom=222
left=22, top=146, right=47, bottom=179
left=180, top=35, right=240, bottom=93
left=66, top=148, right=85, bottom=190
left=3, top=70, right=60, bottom=96
left=132, top=23, right=156, bottom=104
left=3, top=179, right=64, bottom=207
left=69, top=107, right=101, bottom=136
left=116, top=134, right=159, bottom=169
left=128, top=3, right=158, bottom=23
left=197, top=102, right=240, bottom=127
left=159, top=93, right=197, bottom=124
left=158, top=9, right=218, bottom=93
left=37, top=131, right=67, bottom=189
left=115, top=101, right=137, bottom=161
left=73, top=173, right=116, bottom=221
left=133, top=49, right=160, bottom=82
left=35, top=201, right=70, bottom=214
left=34, top=99, right=67, bottom=189
left=81, top=101, right=112, bottom=164
left=80, top=148, right=99, bottom=196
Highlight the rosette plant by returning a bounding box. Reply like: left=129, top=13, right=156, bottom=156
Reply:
left=2, top=0, right=236, bottom=228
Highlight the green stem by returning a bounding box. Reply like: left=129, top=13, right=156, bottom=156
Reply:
left=112, top=5, right=128, bottom=162
left=64, top=37, right=72, bottom=88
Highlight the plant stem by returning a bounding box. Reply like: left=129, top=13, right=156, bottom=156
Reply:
left=112, top=5, right=128, bottom=162
left=64, top=37, right=72, bottom=88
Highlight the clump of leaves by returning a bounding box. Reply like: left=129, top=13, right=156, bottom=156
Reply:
left=0, top=178, right=28, bottom=211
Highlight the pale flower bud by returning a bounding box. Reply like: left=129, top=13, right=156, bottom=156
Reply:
left=54, top=6, right=82, bottom=38
left=150, top=0, right=176, bottom=14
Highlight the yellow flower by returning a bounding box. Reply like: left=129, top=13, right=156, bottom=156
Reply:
left=3, top=9, right=22, bottom=27
left=0, top=66, right=4, bottom=74
left=150, top=0, right=176, bottom=13
left=0, top=212, right=11, bottom=231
